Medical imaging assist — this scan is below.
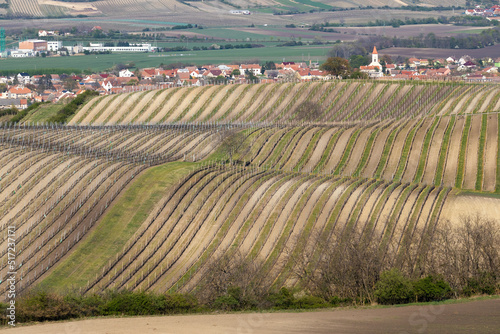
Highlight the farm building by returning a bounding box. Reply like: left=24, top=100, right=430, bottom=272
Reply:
left=18, top=39, right=48, bottom=53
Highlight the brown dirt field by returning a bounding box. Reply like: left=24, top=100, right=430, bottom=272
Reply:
left=483, top=115, right=498, bottom=192
left=251, top=84, right=291, bottom=122
left=180, top=86, right=220, bottom=122
left=328, top=83, right=359, bottom=121
left=267, top=181, right=330, bottom=282
left=105, top=92, right=142, bottom=124
left=163, top=87, right=201, bottom=122
left=493, top=93, right=500, bottom=112
left=357, top=182, right=386, bottom=230
left=285, top=82, right=321, bottom=120
left=302, top=127, right=337, bottom=171
left=150, top=88, right=186, bottom=123
left=342, top=126, right=374, bottom=176
left=267, top=83, right=304, bottom=121
left=80, top=96, right=114, bottom=125
left=259, top=179, right=311, bottom=260
left=337, top=83, right=372, bottom=121
left=208, top=84, right=248, bottom=121
left=8, top=298, right=499, bottom=334
left=322, top=126, right=356, bottom=174
left=283, top=127, right=318, bottom=170
left=380, top=44, right=500, bottom=59
left=134, top=89, right=171, bottom=123
left=232, top=84, right=266, bottom=122
left=189, top=86, right=228, bottom=122
left=401, top=118, right=433, bottom=183
left=441, top=194, right=500, bottom=224
left=382, top=120, right=416, bottom=180
left=93, top=93, right=131, bottom=125
left=362, top=123, right=398, bottom=177
left=442, top=116, right=464, bottom=187
left=422, top=117, right=449, bottom=185
left=69, top=96, right=101, bottom=125
left=462, top=88, right=487, bottom=114
left=238, top=178, right=294, bottom=255
left=462, top=115, right=481, bottom=190
left=477, top=88, right=497, bottom=114
left=372, top=184, right=404, bottom=238
left=121, top=90, right=158, bottom=124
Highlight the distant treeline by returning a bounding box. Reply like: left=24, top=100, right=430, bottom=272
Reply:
left=312, top=15, right=497, bottom=29
left=0, top=68, right=88, bottom=76
left=273, top=5, right=464, bottom=15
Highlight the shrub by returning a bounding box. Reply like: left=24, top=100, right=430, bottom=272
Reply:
left=412, top=275, right=453, bottom=302
left=294, top=295, right=328, bottom=309
left=100, top=290, right=165, bottom=316
left=375, top=269, right=413, bottom=305
left=16, top=291, right=76, bottom=322
left=463, top=272, right=498, bottom=296
left=267, top=287, right=296, bottom=309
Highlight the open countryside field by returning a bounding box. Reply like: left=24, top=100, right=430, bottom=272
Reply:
left=0, top=80, right=498, bottom=311
left=0, top=46, right=330, bottom=72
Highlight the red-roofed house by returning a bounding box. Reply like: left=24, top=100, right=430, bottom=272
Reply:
left=240, top=64, right=261, bottom=76
left=7, top=86, right=33, bottom=99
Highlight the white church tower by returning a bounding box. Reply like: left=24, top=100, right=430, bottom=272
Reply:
left=369, top=46, right=382, bottom=71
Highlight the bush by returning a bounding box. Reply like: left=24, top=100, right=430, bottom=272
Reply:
left=412, top=275, right=453, bottom=302
left=100, top=290, right=166, bottom=316
left=375, top=269, right=413, bottom=305
left=463, top=272, right=497, bottom=296
left=294, top=295, right=328, bottom=309
left=267, top=287, right=296, bottom=309
left=16, top=291, right=76, bottom=322
left=47, top=90, right=99, bottom=124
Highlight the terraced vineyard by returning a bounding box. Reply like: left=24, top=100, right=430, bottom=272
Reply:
left=69, top=81, right=500, bottom=125
left=2, top=80, right=500, bottom=300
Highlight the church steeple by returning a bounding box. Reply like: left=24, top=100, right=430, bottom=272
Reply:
left=372, top=46, right=378, bottom=64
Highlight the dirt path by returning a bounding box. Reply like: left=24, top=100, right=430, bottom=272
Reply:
left=135, top=89, right=171, bottom=123
left=422, top=117, right=449, bottom=185
left=441, top=194, right=500, bottom=223
left=302, top=127, right=337, bottom=172
left=382, top=120, right=416, bottom=181
left=342, top=125, right=374, bottom=176
left=181, top=85, right=220, bottom=122
left=121, top=90, right=158, bottom=124
left=105, top=92, right=142, bottom=124
left=443, top=116, right=465, bottom=187
left=283, top=127, right=318, bottom=170
left=483, top=114, right=498, bottom=191
left=463, top=115, right=482, bottom=189
left=322, top=126, right=356, bottom=174
left=188, top=85, right=228, bottom=122
left=93, top=93, right=130, bottom=125
left=80, top=96, right=114, bottom=125
left=10, top=298, right=498, bottom=334
left=401, top=118, right=433, bottom=183
left=208, top=84, right=248, bottom=121
left=68, top=95, right=101, bottom=125
left=463, top=87, right=486, bottom=114
left=477, top=88, right=497, bottom=113
left=150, top=88, right=186, bottom=123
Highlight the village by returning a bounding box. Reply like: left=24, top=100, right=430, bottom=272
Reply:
left=3, top=45, right=500, bottom=110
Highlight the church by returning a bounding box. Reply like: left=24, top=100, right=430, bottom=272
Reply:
left=360, top=46, right=383, bottom=78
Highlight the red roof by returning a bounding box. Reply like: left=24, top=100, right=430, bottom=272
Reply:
left=9, top=86, right=32, bottom=94
left=373, top=46, right=378, bottom=55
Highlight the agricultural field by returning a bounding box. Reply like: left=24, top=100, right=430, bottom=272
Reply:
left=0, top=80, right=499, bottom=323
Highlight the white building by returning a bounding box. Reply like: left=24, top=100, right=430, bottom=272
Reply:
left=47, top=41, right=63, bottom=52
left=83, top=43, right=154, bottom=52
left=119, top=69, right=135, bottom=77
left=360, top=46, right=383, bottom=78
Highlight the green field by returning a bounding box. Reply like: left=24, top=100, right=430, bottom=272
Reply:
left=0, top=46, right=329, bottom=72
left=40, top=161, right=199, bottom=292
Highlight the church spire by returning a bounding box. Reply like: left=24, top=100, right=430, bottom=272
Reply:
left=373, top=46, right=378, bottom=54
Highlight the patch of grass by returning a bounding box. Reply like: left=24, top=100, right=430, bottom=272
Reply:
left=394, top=118, right=424, bottom=181
left=497, top=113, right=500, bottom=193
left=40, top=161, right=199, bottom=292
left=24, top=103, right=64, bottom=124
left=413, top=117, right=439, bottom=183
left=475, top=114, right=488, bottom=190
left=455, top=115, right=472, bottom=188
left=434, top=115, right=455, bottom=186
